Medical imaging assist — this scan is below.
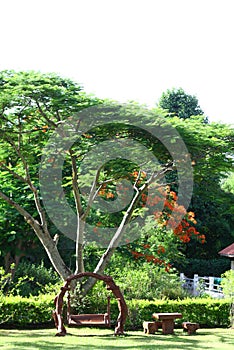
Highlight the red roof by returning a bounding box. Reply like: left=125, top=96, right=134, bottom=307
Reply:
left=219, top=243, right=234, bottom=258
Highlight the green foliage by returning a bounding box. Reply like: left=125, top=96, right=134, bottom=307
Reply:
left=0, top=266, right=12, bottom=296
left=221, top=270, right=234, bottom=299
left=0, top=294, right=230, bottom=329
left=0, top=294, right=55, bottom=326
left=12, top=261, right=61, bottom=297
left=124, top=298, right=231, bottom=329
left=221, top=173, right=234, bottom=194
left=107, top=263, right=188, bottom=300
left=158, top=87, right=205, bottom=120
left=69, top=261, right=189, bottom=313
left=0, top=69, right=233, bottom=278
left=0, top=261, right=61, bottom=297
left=167, top=116, right=234, bottom=259
left=175, top=258, right=231, bottom=277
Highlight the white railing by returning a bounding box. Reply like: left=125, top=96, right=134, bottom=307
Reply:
left=180, top=273, right=224, bottom=298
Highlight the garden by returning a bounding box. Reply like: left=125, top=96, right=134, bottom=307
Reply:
left=0, top=71, right=233, bottom=348
left=0, top=260, right=234, bottom=349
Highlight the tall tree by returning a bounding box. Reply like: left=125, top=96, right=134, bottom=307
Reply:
left=166, top=115, right=234, bottom=258
left=1, top=71, right=198, bottom=292
left=158, top=88, right=205, bottom=121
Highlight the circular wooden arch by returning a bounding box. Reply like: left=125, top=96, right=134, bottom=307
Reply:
left=53, top=272, right=128, bottom=336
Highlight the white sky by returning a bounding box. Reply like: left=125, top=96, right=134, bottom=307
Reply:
left=0, top=0, right=233, bottom=125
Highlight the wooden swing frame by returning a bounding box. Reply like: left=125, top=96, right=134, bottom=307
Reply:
left=53, top=272, right=128, bottom=336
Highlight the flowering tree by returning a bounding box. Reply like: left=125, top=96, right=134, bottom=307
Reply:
left=0, top=71, right=206, bottom=294
left=96, top=179, right=204, bottom=272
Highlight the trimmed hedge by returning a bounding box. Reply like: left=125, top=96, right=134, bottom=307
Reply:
left=0, top=295, right=54, bottom=327
left=123, top=298, right=232, bottom=329
left=0, top=295, right=231, bottom=329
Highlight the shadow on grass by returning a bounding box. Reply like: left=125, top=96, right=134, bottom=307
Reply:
left=1, top=329, right=233, bottom=350
left=0, top=332, right=203, bottom=350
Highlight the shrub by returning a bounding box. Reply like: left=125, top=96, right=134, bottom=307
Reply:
left=221, top=270, right=234, bottom=327
left=0, top=294, right=55, bottom=327
left=3, top=261, right=61, bottom=297
left=221, top=270, right=234, bottom=299
left=106, top=262, right=189, bottom=300
left=124, top=298, right=231, bottom=329
left=0, top=295, right=230, bottom=329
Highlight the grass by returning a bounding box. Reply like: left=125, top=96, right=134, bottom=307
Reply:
left=0, top=327, right=233, bottom=350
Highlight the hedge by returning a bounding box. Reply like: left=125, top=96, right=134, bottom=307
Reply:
left=0, top=295, right=232, bottom=329
left=123, top=298, right=232, bottom=329
left=0, top=295, right=54, bottom=327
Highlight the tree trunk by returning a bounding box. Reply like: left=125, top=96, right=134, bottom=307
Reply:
left=0, top=191, right=71, bottom=281
left=75, top=219, right=85, bottom=274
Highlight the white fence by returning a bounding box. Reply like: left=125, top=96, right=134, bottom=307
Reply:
left=180, top=273, right=224, bottom=298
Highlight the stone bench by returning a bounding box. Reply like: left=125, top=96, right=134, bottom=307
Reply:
left=182, top=322, right=199, bottom=335
left=143, top=321, right=162, bottom=334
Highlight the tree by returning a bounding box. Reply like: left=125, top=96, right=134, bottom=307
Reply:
left=158, top=88, right=205, bottom=121
left=0, top=71, right=203, bottom=294
left=0, top=70, right=98, bottom=280
left=166, top=115, right=234, bottom=258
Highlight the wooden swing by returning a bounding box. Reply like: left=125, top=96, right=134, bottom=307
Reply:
left=53, top=272, right=128, bottom=336
left=67, top=292, right=111, bottom=327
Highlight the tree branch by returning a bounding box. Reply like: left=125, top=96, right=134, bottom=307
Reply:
left=35, top=100, right=57, bottom=128
left=82, top=162, right=174, bottom=293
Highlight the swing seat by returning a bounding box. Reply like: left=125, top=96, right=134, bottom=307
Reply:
left=68, top=313, right=111, bottom=327
left=67, top=291, right=111, bottom=328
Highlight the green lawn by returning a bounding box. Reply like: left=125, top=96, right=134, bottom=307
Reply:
left=0, top=327, right=233, bottom=350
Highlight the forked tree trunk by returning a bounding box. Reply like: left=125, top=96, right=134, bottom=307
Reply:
left=0, top=191, right=71, bottom=281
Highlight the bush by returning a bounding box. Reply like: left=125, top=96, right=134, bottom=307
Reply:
left=0, top=294, right=231, bottom=329
left=221, top=270, right=234, bottom=299
left=221, top=270, right=234, bottom=327
left=105, top=262, right=189, bottom=300
left=0, top=294, right=55, bottom=327
left=106, top=298, right=231, bottom=329
left=3, top=261, right=61, bottom=297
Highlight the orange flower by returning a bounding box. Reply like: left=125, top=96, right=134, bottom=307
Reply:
left=154, top=211, right=162, bottom=220
left=83, top=133, right=92, bottom=138
left=170, top=191, right=177, bottom=201
left=187, top=227, right=196, bottom=235
left=164, top=200, right=174, bottom=211
left=143, top=244, right=150, bottom=249
left=180, top=235, right=190, bottom=243
left=165, top=264, right=171, bottom=272
left=41, top=125, right=49, bottom=132
left=98, top=189, right=106, bottom=196
left=157, top=245, right=166, bottom=254
left=145, top=255, right=154, bottom=262
left=106, top=192, right=114, bottom=199
left=174, top=223, right=183, bottom=234
left=198, top=234, right=206, bottom=244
